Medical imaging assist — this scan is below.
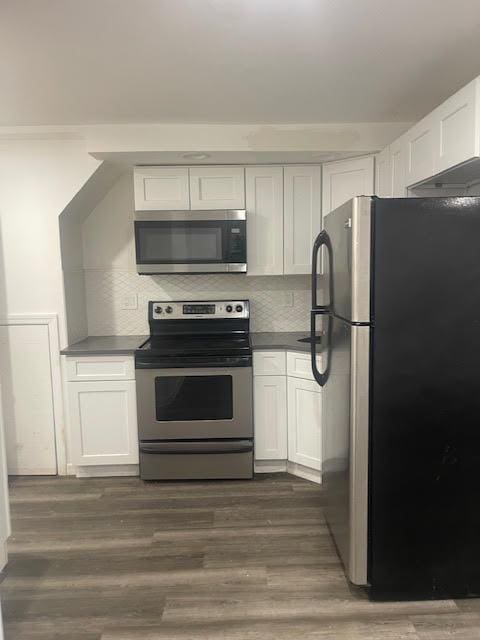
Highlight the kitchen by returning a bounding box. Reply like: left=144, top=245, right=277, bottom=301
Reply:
left=2, top=1, right=480, bottom=638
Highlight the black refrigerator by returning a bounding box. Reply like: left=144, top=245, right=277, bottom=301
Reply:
left=310, top=196, right=480, bottom=600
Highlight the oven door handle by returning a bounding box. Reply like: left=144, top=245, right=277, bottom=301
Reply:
left=140, top=440, right=253, bottom=455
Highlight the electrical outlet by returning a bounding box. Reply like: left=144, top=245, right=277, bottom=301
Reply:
left=282, top=292, right=294, bottom=307
left=120, top=294, right=138, bottom=310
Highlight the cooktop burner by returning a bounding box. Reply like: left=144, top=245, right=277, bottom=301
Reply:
left=138, top=334, right=251, bottom=357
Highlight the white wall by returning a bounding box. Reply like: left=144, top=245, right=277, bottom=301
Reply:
left=0, top=137, right=99, bottom=345
left=81, top=173, right=312, bottom=334
left=0, top=135, right=100, bottom=472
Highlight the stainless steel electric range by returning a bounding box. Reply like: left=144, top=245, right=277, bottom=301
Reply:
left=135, top=300, right=253, bottom=480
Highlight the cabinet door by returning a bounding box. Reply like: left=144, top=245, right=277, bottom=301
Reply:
left=284, top=165, right=321, bottom=274
left=405, top=115, right=437, bottom=187
left=246, top=166, right=284, bottom=275
left=0, top=325, right=57, bottom=475
left=189, top=166, right=245, bottom=209
left=435, top=78, right=478, bottom=174
left=287, top=377, right=322, bottom=470
left=134, top=167, right=190, bottom=211
left=0, top=385, right=10, bottom=571
left=375, top=147, right=392, bottom=197
left=322, top=156, right=374, bottom=216
left=390, top=136, right=408, bottom=197
left=254, top=376, right=287, bottom=460
left=68, top=380, right=138, bottom=466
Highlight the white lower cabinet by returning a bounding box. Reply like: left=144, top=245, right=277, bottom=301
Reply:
left=253, top=349, right=322, bottom=480
left=287, top=376, right=322, bottom=471
left=64, top=355, right=139, bottom=472
left=254, top=376, right=287, bottom=460
left=67, top=380, right=138, bottom=466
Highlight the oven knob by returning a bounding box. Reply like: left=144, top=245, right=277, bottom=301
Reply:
left=154, top=306, right=162, bottom=314
left=226, top=305, right=233, bottom=312
left=236, top=305, right=243, bottom=313
left=165, top=306, right=173, bottom=314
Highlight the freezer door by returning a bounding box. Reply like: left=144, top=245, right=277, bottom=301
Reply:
left=322, top=315, right=370, bottom=585
left=323, top=197, right=372, bottom=323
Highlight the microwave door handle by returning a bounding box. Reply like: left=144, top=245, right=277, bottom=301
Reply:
left=311, top=230, right=334, bottom=311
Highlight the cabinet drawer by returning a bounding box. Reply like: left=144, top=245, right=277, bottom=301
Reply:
left=253, top=351, right=286, bottom=376
left=65, top=356, right=135, bottom=382
left=287, top=351, right=323, bottom=381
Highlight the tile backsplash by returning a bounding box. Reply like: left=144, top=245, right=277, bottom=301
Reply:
left=85, top=270, right=313, bottom=335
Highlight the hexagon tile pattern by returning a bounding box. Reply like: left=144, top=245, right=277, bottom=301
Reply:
left=84, top=270, right=317, bottom=335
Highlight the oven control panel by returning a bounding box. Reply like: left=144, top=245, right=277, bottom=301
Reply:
left=150, top=300, right=249, bottom=320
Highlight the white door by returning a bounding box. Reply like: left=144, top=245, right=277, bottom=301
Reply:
left=287, top=376, right=322, bottom=470
left=0, top=385, right=10, bottom=571
left=245, top=166, right=284, bottom=276
left=254, top=375, right=287, bottom=460
left=189, top=167, right=245, bottom=209
left=322, top=156, right=375, bottom=216
left=0, top=324, right=57, bottom=475
left=67, top=380, right=138, bottom=466
left=284, top=165, right=321, bottom=274
left=134, top=166, right=190, bottom=210
left=375, top=147, right=392, bottom=197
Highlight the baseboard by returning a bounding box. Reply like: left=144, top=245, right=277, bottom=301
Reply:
left=66, top=463, right=76, bottom=477
left=254, top=459, right=321, bottom=483
left=74, top=464, right=139, bottom=478
left=254, top=460, right=287, bottom=473
left=287, top=461, right=322, bottom=484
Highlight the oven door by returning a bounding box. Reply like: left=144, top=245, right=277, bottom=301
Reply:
left=134, top=214, right=246, bottom=274
left=136, top=366, right=253, bottom=440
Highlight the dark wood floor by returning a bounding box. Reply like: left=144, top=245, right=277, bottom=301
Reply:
left=1, top=474, right=479, bottom=639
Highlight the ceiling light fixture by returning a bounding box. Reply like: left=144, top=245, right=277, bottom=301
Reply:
left=182, top=153, right=211, bottom=160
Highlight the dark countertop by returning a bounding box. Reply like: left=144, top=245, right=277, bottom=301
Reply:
left=61, top=332, right=321, bottom=356
left=251, top=331, right=321, bottom=353
left=60, top=335, right=148, bottom=356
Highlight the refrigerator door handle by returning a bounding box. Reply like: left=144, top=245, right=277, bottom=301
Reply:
left=311, top=230, right=334, bottom=311
left=310, top=310, right=331, bottom=387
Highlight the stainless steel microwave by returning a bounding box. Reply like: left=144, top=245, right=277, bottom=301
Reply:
left=134, top=210, right=247, bottom=274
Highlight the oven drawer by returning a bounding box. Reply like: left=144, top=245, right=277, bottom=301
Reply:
left=139, top=440, right=253, bottom=480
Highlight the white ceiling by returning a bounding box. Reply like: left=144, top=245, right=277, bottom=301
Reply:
left=2, top=0, right=480, bottom=127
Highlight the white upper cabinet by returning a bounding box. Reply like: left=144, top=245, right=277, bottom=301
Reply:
left=390, top=135, right=408, bottom=197
left=405, top=115, right=437, bottom=187
left=254, top=375, right=288, bottom=461
left=435, top=79, right=478, bottom=174
left=375, top=147, right=392, bottom=197
left=284, top=165, right=321, bottom=274
left=246, top=166, right=284, bottom=276
left=189, top=166, right=245, bottom=209
left=322, top=156, right=375, bottom=216
left=134, top=167, right=190, bottom=211
left=382, top=76, right=480, bottom=191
